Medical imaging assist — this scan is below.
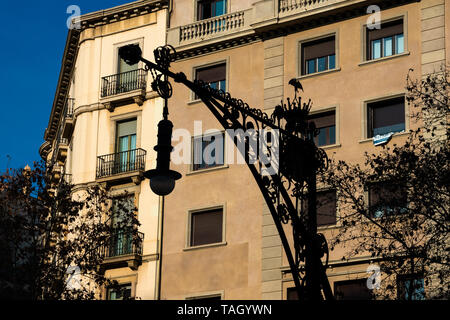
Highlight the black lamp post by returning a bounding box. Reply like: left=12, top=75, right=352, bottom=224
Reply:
left=143, top=112, right=181, bottom=196
left=119, top=44, right=334, bottom=300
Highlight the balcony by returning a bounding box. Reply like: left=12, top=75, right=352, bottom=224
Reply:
left=50, top=164, right=63, bottom=184
left=96, top=148, right=146, bottom=187
left=62, top=98, right=75, bottom=140
left=55, top=137, right=69, bottom=163
left=168, top=0, right=383, bottom=54
left=100, top=69, right=147, bottom=111
left=99, top=229, right=144, bottom=271
left=167, top=9, right=253, bottom=49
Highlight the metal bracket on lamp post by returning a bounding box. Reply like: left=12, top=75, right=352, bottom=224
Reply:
left=119, top=44, right=334, bottom=300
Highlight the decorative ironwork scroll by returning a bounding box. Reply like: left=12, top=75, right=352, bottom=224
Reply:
left=122, top=44, right=333, bottom=300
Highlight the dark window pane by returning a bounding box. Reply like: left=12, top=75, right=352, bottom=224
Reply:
left=195, top=63, right=226, bottom=99
left=329, top=125, right=336, bottom=145
left=108, top=283, right=132, bottom=300
left=196, top=64, right=226, bottom=83
left=369, top=182, right=407, bottom=218
left=317, top=190, right=337, bottom=227
left=317, top=128, right=327, bottom=146
left=368, top=97, right=405, bottom=138
left=334, top=279, right=372, bottom=300
left=215, top=0, right=225, bottom=16
left=397, top=275, right=425, bottom=300
left=287, top=287, right=300, bottom=300
left=198, top=0, right=227, bottom=20
left=317, top=56, right=327, bottom=72
left=193, top=133, right=224, bottom=171
left=308, top=111, right=336, bottom=146
left=191, top=209, right=223, bottom=246
left=306, top=59, right=316, bottom=74
left=329, top=54, right=336, bottom=69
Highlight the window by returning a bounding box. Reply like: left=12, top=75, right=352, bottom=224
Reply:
left=195, top=63, right=226, bottom=97
left=197, top=0, right=227, bottom=20
left=367, top=96, right=405, bottom=138
left=116, top=119, right=137, bottom=172
left=192, top=132, right=225, bottom=171
left=301, top=36, right=336, bottom=75
left=397, top=274, right=425, bottom=300
left=110, top=196, right=135, bottom=256
left=367, top=19, right=404, bottom=60
left=334, top=279, right=373, bottom=300
left=118, top=46, right=138, bottom=74
left=190, top=208, right=223, bottom=247
left=317, top=190, right=337, bottom=227
left=286, top=287, right=306, bottom=300
left=308, top=111, right=336, bottom=147
left=107, top=283, right=132, bottom=300
left=117, top=44, right=139, bottom=91
left=302, top=189, right=337, bottom=227
left=368, top=182, right=407, bottom=218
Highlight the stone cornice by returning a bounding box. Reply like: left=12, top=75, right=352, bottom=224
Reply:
left=44, top=28, right=80, bottom=143
left=77, top=0, right=169, bottom=30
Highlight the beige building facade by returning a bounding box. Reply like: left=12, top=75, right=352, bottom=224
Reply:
left=41, top=0, right=448, bottom=300
left=40, top=0, right=171, bottom=300
left=162, top=0, right=448, bottom=300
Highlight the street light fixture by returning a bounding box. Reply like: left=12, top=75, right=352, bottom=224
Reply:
left=144, top=118, right=181, bottom=196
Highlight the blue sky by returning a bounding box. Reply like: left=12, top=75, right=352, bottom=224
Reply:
left=0, top=0, right=132, bottom=172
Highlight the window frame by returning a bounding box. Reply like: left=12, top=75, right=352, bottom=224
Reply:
left=316, top=189, right=338, bottom=228
left=307, top=106, right=340, bottom=148
left=366, top=180, right=408, bottom=219
left=297, top=32, right=339, bottom=78
left=333, top=278, right=374, bottom=300
left=362, top=94, right=408, bottom=140
left=365, top=95, right=407, bottom=139
left=194, top=0, right=229, bottom=21
left=189, top=130, right=227, bottom=174
left=103, top=275, right=137, bottom=300
left=185, top=204, right=227, bottom=250
left=191, top=60, right=228, bottom=102
left=361, top=14, right=408, bottom=63
left=113, top=38, right=144, bottom=75
left=397, top=274, right=425, bottom=300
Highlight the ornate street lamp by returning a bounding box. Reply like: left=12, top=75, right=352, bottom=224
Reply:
left=119, top=44, right=333, bottom=300
left=119, top=45, right=181, bottom=196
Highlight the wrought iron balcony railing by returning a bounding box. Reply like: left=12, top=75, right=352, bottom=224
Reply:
left=101, top=69, right=147, bottom=98
left=100, top=229, right=144, bottom=259
left=96, top=148, right=146, bottom=179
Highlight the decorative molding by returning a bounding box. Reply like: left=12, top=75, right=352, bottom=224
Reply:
left=77, top=0, right=168, bottom=31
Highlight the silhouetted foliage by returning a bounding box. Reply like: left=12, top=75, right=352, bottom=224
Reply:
left=0, top=161, right=140, bottom=300
left=320, top=66, right=449, bottom=300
